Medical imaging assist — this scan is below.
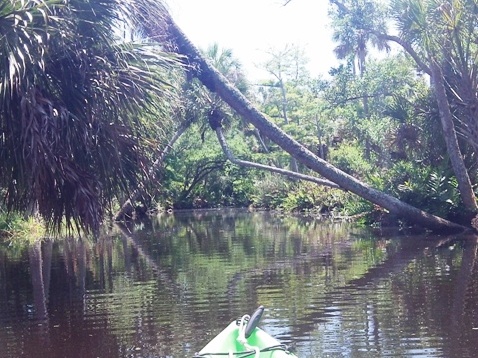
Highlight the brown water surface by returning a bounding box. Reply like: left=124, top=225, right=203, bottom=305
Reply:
left=1, top=210, right=477, bottom=357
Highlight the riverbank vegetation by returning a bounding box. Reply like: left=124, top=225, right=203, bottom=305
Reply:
left=0, top=212, right=45, bottom=243
left=2, top=0, right=478, bottom=235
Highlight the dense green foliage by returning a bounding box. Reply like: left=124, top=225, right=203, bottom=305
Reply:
left=156, top=49, right=449, bottom=222
left=155, top=0, right=478, bottom=228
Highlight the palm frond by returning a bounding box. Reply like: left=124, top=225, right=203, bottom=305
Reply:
left=0, top=0, right=181, bottom=233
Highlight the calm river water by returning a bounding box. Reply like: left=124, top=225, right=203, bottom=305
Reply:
left=1, top=210, right=478, bottom=357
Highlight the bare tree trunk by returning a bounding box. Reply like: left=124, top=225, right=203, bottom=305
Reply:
left=430, top=60, right=478, bottom=212
left=356, top=50, right=372, bottom=161
left=215, top=127, right=340, bottom=188
left=278, top=78, right=289, bottom=125
left=165, top=16, right=468, bottom=232
left=277, top=78, right=300, bottom=173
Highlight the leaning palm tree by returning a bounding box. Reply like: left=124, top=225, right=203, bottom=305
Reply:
left=384, top=0, right=478, bottom=213
left=0, top=0, right=179, bottom=233
left=114, top=42, right=248, bottom=220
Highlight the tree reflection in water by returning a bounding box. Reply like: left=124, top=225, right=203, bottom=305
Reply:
left=0, top=210, right=477, bottom=357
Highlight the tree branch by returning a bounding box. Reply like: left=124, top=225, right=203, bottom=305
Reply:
left=329, top=0, right=349, bottom=14
left=373, top=32, right=432, bottom=76
left=179, top=159, right=226, bottom=201
left=328, top=92, right=393, bottom=108
left=215, top=127, right=341, bottom=189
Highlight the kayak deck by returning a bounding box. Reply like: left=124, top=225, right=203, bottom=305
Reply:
left=194, top=320, right=297, bottom=357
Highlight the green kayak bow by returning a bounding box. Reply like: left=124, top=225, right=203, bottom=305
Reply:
left=194, top=306, right=297, bottom=358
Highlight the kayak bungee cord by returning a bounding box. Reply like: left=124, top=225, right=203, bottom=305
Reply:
left=193, top=344, right=291, bottom=357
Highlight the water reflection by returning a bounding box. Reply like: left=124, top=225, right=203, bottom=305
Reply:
left=0, top=210, right=477, bottom=357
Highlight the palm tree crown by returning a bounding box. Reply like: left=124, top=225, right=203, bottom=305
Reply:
left=0, top=0, right=179, bottom=233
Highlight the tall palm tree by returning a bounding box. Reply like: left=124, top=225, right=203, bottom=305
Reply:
left=0, top=0, right=178, bottom=233
left=386, top=0, right=477, bottom=212
left=330, top=0, right=390, bottom=77
left=329, top=0, right=390, bottom=159
left=206, top=43, right=248, bottom=94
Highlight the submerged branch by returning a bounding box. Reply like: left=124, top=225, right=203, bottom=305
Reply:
left=215, top=127, right=341, bottom=189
